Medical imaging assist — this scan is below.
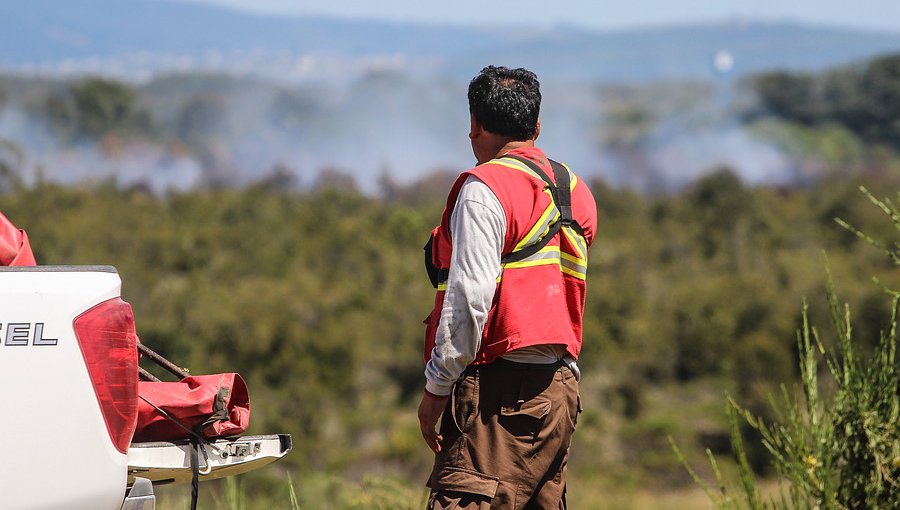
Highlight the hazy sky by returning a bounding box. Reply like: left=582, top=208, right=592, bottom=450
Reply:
left=173, top=0, right=900, bottom=32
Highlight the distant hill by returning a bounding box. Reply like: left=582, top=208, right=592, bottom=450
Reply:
left=0, top=0, right=507, bottom=60
left=0, top=0, right=509, bottom=81
left=4, top=0, right=900, bottom=83
left=452, top=21, right=900, bottom=83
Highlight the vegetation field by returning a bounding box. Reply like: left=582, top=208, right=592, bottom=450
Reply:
left=1, top=53, right=899, bottom=509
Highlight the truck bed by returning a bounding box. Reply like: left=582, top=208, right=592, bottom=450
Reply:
left=128, top=434, right=292, bottom=485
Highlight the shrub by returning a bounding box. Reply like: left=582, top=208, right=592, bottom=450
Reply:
left=676, top=187, right=899, bottom=509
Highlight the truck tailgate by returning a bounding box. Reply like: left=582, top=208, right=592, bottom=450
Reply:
left=128, top=434, right=292, bottom=485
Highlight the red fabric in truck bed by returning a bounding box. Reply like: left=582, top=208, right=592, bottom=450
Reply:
left=135, top=373, right=251, bottom=442
left=0, top=211, right=36, bottom=266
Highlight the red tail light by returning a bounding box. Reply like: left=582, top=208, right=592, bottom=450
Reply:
left=74, top=297, right=139, bottom=454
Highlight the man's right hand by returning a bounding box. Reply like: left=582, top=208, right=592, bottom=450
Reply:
left=417, top=389, right=449, bottom=454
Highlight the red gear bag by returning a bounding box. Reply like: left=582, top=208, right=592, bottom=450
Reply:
left=135, top=373, right=251, bottom=442
left=0, top=211, right=36, bottom=266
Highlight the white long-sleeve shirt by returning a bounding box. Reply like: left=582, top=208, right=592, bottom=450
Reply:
left=424, top=176, right=566, bottom=396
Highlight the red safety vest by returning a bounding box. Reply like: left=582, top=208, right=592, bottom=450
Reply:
left=424, top=146, right=597, bottom=365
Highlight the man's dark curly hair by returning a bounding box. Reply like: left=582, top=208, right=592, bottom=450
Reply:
left=468, top=66, right=541, bottom=140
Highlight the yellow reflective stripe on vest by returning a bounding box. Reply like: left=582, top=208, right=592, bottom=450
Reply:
left=513, top=192, right=559, bottom=251
left=492, top=157, right=578, bottom=190
left=500, top=245, right=588, bottom=281
left=490, top=157, right=542, bottom=180
left=502, top=245, right=561, bottom=269
left=489, top=156, right=578, bottom=188
left=560, top=251, right=588, bottom=279
left=562, top=224, right=588, bottom=261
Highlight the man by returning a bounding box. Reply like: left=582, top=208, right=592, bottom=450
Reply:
left=418, top=66, right=598, bottom=509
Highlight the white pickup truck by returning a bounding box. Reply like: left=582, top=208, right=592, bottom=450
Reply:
left=0, top=265, right=291, bottom=510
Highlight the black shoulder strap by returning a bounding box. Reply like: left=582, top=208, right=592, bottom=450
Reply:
left=423, top=236, right=448, bottom=289
left=500, top=155, right=575, bottom=264
left=548, top=160, right=573, bottom=225
left=549, top=158, right=585, bottom=237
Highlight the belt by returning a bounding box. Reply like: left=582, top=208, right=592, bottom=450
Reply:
left=488, top=358, right=567, bottom=370
left=466, top=356, right=581, bottom=381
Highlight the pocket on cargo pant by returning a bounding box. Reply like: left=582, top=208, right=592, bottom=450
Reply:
left=499, top=395, right=552, bottom=437
left=451, top=375, right=478, bottom=434
left=426, top=467, right=498, bottom=509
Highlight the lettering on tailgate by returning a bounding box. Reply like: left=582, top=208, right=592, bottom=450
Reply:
left=0, top=323, right=58, bottom=346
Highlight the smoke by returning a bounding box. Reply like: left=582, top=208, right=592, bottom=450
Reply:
left=0, top=70, right=798, bottom=196
left=0, top=106, right=204, bottom=192
left=643, top=119, right=794, bottom=190
left=578, top=81, right=796, bottom=192
left=146, top=71, right=475, bottom=192
left=0, top=107, right=57, bottom=154
left=36, top=144, right=204, bottom=191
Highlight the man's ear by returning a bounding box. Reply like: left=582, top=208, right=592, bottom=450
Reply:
left=533, top=119, right=541, bottom=141
left=469, top=114, right=481, bottom=140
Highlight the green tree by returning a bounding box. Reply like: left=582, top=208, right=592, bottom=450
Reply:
left=74, top=77, right=155, bottom=138
left=749, top=53, right=900, bottom=152
left=43, top=77, right=155, bottom=141
left=750, top=71, right=821, bottom=124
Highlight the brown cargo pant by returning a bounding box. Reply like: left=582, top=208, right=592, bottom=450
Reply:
left=426, top=359, right=581, bottom=510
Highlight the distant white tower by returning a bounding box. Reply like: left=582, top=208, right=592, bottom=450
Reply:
left=712, top=49, right=735, bottom=74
